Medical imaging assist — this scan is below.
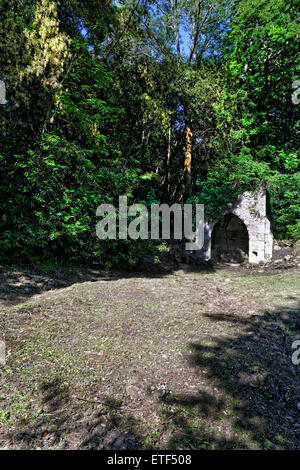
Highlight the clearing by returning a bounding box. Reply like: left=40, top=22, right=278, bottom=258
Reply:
left=0, top=264, right=299, bottom=450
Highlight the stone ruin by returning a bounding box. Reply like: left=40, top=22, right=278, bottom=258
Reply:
left=196, top=189, right=273, bottom=264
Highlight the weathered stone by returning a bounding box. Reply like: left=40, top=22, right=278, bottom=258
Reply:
left=196, top=189, right=273, bottom=264
left=293, top=240, right=300, bottom=256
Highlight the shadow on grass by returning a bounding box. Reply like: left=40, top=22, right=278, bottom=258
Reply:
left=2, top=374, right=143, bottom=449
left=0, top=260, right=215, bottom=306
left=2, top=292, right=298, bottom=449
left=158, top=302, right=300, bottom=450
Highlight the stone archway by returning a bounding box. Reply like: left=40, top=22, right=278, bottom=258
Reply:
left=211, top=214, right=249, bottom=263
left=195, top=189, right=273, bottom=264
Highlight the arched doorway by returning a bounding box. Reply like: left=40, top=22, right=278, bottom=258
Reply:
left=211, top=214, right=249, bottom=263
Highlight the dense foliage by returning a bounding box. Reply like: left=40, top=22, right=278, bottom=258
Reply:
left=0, top=0, right=299, bottom=267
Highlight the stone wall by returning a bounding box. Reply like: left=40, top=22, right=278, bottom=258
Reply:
left=196, top=189, right=273, bottom=264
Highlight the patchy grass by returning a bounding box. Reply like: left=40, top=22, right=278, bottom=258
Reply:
left=0, top=267, right=299, bottom=449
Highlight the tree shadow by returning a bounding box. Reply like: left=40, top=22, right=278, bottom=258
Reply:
left=2, top=374, right=143, bottom=449
left=159, top=302, right=300, bottom=450
left=0, top=260, right=215, bottom=306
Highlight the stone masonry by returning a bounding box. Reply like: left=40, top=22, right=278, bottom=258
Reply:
left=196, top=189, right=273, bottom=264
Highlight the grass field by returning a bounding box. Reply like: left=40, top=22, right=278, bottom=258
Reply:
left=0, top=265, right=299, bottom=449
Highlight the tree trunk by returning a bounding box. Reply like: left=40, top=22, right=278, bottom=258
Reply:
left=184, top=121, right=192, bottom=198
left=163, top=125, right=172, bottom=201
